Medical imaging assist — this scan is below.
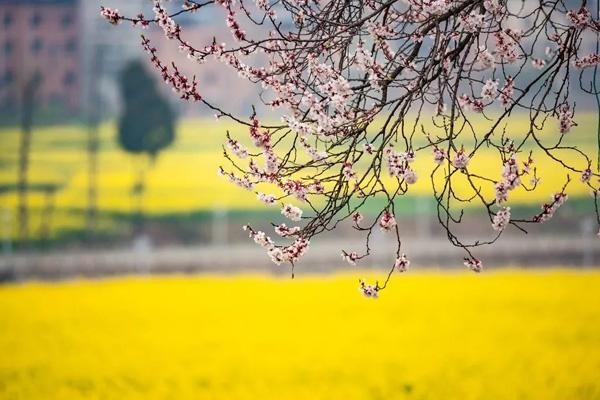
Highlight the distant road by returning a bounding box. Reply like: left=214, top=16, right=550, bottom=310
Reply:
left=0, top=235, right=598, bottom=281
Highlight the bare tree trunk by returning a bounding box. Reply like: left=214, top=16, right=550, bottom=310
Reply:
left=131, top=161, right=146, bottom=236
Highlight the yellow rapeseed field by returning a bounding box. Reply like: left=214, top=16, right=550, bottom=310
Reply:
left=0, top=269, right=599, bottom=400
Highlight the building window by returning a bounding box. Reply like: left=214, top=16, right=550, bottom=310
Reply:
left=31, top=12, right=42, bottom=28
left=50, top=93, right=64, bottom=103
left=3, top=41, right=13, bottom=55
left=3, top=13, right=13, bottom=28
left=63, top=70, right=76, bottom=87
left=61, top=13, right=73, bottom=28
left=65, top=38, right=77, bottom=54
left=31, top=38, right=43, bottom=54
left=3, top=70, right=14, bottom=85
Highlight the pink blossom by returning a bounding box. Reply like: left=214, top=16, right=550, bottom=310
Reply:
left=342, top=251, right=359, bottom=266
left=492, top=207, right=511, bottom=232
left=533, top=193, right=568, bottom=223
left=226, top=136, right=248, bottom=158
left=281, top=204, right=303, bottom=221
left=268, top=247, right=285, bottom=265
left=252, top=231, right=274, bottom=249
left=458, top=94, right=484, bottom=113
left=566, top=7, right=591, bottom=29
left=477, top=47, right=495, bottom=69
left=494, top=31, right=518, bottom=63
left=464, top=257, right=483, bottom=273
left=531, top=58, right=546, bottom=70
left=274, top=223, right=301, bottom=237
left=403, top=168, right=418, bottom=184
left=459, top=12, right=485, bottom=33
left=558, top=104, right=574, bottom=134
left=358, top=279, right=379, bottom=298
left=257, top=192, right=276, bottom=205
left=495, top=182, right=509, bottom=204
left=481, top=79, right=498, bottom=101
left=352, top=212, right=364, bottom=225
left=153, top=1, right=180, bottom=39
left=342, top=162, right=356, bottom=180
left=581, top=168, right=592, bottom=183
left=499, top=76, right=514, bottom=107
left=100, top=7, right=121, bottom=25
left=433, top=146, right=446, bottom=165
left=573, top=54, right=600, bottom=69
left=395, top=254, right=410, bottom=272
left=282, top=237, right=310, bottom=264
left=379, top=210, right=397, bottom=232
left=452, top=148, right=470, bottom=169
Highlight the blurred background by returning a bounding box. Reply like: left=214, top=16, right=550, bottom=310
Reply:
left=0, top=1, right=599, bottom=399
left=0, top=0, right=598, bottom=280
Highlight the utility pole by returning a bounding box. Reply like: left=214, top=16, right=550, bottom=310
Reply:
left=86, top=46, right=103, bottom=240
left=17, top=75, right=39, bottom=250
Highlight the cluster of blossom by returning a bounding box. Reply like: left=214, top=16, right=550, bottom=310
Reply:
left=464, top=257, right=483, bottom=273
left=267, top=240, right=308, bottom=265
left=531, top=58, right=546, bottom=70
left=226, top=135, right=248, bottom=159
left=458, top=94, right=484, bottom=113
left=342, top=162, right=356, bottom=180
left=274, top=223, right=301, bottom=237
left=558, top=104, right=574, bottom=134
left=483, top=0, right=505, bottom=17
left=494, top=151, right=532, bottom=204
left=566, top=7, right=592, bottom=29
left=153, top=1, right=180, bottom=39
left=299, top=138, right=327, bottom=161
left=244, top=225, right=310, bottom=266
left=250, top=229, right=274, bottom=249
left=358, top=279, right=379, bottom=298
left=257, top=192, right=276, bottom=205
left=395, top=254, right=410, bottom=272
left=183, top=1, right=201, bottom=11
left=480, top=79, right=498, bottom=101
left=573, top=54, right=600, bottom=69
left=493, top=31, right=518, bottom=63
left=219, top=167, right=254, bottom=190
left=99, top=7, right=121, bottom=25
left=281, top=204, right=302, bottom=222
left=581, top=168, right=592, bottom=183
left=477, top=47, right=495, bottom=69
left=379, top=210, right=397, bottom=232
left=354, top=42, right=384, bottom=88
left=280, top=238, right=310, bottom=264
left=102, top=0, right=600, bottom=296
left=499, top=77, right=514, bottom=107
left=421, top=0, right=453, bottom=16
left=452, top=148, right=470, bottom=170
left=226, top=11, right=246, bottom=42
left=141, top=37, right=202, bottom=101
left=532, top=193, right=568, bottom=223
left=342, top=251, right=359, bottom=266
left=248, top=114, right=271, bottom=147
left=280, top=179, right=312, bottom=202
left=432, top=146, right=447, bottom=165
left=492, top=207, right=511, bottom=232
left=459, top=11, right=484, bottom=33
left=386, top=147, right=417, bottom=184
